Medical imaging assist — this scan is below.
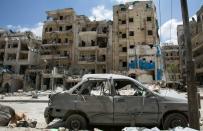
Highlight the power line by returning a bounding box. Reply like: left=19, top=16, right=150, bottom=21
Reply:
left=170, top=0, right=173, bottom=43
left=158, top=0, right=162, bottom=44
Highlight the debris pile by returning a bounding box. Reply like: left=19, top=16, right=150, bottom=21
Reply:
left=0, top=104, right=37, bottom=128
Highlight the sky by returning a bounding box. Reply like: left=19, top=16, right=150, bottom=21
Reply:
left=0, top=0, right=203, bottom=44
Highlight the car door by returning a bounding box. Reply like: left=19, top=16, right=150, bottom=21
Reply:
left=75, top=79, right=113, bottom=125
left=113, top=79, right=159, bottom=126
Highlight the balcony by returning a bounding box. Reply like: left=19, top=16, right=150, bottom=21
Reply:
left=41, top=54, right=69, bottom=60
left=77, top=46, right=98, bottom=51
left=78, top=56, right=96, bottom=64
left=128, top=49, right=135, bottom=56
left=194, top=53, right=203, bottom=62
left=41, top=43, right=71, bottom=47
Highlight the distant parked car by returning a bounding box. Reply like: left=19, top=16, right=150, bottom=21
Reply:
left=44, top=74, right=188, bottom=130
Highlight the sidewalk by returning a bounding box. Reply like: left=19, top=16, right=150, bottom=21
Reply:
left=0, top=96, right=48, bottom=103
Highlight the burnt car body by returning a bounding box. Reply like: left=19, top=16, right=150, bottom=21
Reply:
left=44, top=74, right=188, bottom=130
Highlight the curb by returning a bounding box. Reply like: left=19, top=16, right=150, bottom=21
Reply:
left=0, top=99, right=48, bottom=103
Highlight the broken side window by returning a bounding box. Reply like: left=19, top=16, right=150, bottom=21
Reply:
left=80, top=80, right=111, bottom=96
left=114, top=79, right=143, bottom=96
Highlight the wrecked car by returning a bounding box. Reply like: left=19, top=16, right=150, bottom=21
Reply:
left=44, top=74, right=188, bottom=130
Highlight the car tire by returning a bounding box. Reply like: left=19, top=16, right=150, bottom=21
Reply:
left=65, top=114, right=87, bottom=130
left=163, top=113, right=188, bottom=129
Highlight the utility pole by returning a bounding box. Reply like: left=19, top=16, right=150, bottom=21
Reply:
left=180, top=0, right=200, bottom=129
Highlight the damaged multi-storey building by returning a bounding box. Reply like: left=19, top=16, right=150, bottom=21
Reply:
left=0, top=28, right=41, bottom=92
left=191, top=6, right=203, bottom=86
left=177, top=5, right=203, bottom=86
left=41, top=8, right=112, bottom=90
left=112, top=1, right=162, bottom=83
left=161, top=44, right=181, bottom=83
left=76, top=16, right=112, bottom=74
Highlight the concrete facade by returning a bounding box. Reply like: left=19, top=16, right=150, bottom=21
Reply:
left=0, top=30, right=40, bottom=74
left=112, top=1, right=161, bottom=83
left=192, top=6, right=203, bottom=85
left=161, top=44, right=181, bottom=82
left=41, top=8, right=113, bottom=89
left=177, top=5, right=203, bottom=86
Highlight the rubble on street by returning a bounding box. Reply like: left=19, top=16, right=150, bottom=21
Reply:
left=0, top=104, right=37, bottom=128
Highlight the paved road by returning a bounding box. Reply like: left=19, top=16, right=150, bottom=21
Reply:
left=2, top=102, right=47, bottom=129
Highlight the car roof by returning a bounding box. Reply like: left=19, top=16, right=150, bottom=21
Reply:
left=82, top=74, right=133, bottom=80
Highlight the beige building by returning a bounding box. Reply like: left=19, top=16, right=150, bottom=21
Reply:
left=76, top=16, right=112, bottom=73
left=41, top=8, right=113, bottom=89
left=0, top=29, right=40, bottom=74
left=42, top=8, right=76, bottom=72
left=112, top=1, right=160, bottom=82
left=161, top=44, right=181, bottom=82
left=192, top=6, right=203, bottom=85
left=177, top=5, right=203, bottom=85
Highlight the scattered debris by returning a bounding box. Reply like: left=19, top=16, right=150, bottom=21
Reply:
left=0, top=104, right=37, bottom=128
left=0, top=104, right=15, bottom=126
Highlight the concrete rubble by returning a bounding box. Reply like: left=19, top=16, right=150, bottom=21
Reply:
left=0, top=104, right=37, bottom=128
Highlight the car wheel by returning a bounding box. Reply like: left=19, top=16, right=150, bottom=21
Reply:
left=65, top=114, right=87, bottom=130
left=163, top=113, right=188, bottom=129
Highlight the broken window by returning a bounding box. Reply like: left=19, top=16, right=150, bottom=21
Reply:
left=19, top=65, right=28, bottom=74
left=147, top=17, right=152, bottom=21
left=148, top=30, right=153, bottom=35
left=21, top=43, right=28, bottom=51
left=49, top=27, right=52, bottom=32
left=102, top=69, right=106, bottom=73
left=97, top=37, right=107, bottom=48
left=59, top=26, right=63, bottom=31
left=0, top=53, right=4, bottom=61
left=19, top=53, right=28, bottom=60
left=122, top=62, right=127, bottom=67
left=91, top=27, right=97, bottom=31
left=114, top=79, right=144, bottom=96
left=130, top=45, right=134, bottom=49
left=45, top=28, right=48, bottom=32
left=120, top=7, right=126, bottom=11
left=91, top=40, right=95, bottom=46
left=65, top=38, right=68, bottom=43
left=91, top=69, right=95, bottom=74
left=7, top=54, right=16, bottom=60
left=58, top=38, right=61, bottom=43
left=122, top=20, right=126, bottom=24
left=66, top=25, right=72, bottom=30
left=43, top=39, right=47, bottom=44
left=81, top=41, right=86, bottom=47
left=82, top=27, right=86, bottom=31
left=122, top=47, right=127, bottom=52
left=78, top=79, right=111, bottom=96
left=102, top=27, right=108, bottom=33
left=129, top=31, right=134, bottom=36
left=122, top=34, right=126, bottom=38
left=129, top=18, right=134, bottom=23
left=60, top=16, right=63, bottom=20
